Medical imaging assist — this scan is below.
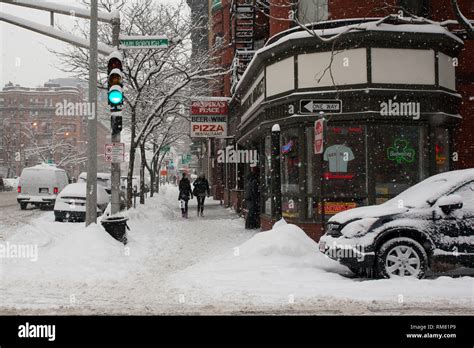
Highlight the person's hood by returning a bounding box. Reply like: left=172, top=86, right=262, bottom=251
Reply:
left=329, top=204, right=409, bottom=225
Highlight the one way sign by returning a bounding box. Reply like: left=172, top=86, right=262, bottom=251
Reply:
left=300, top=100, right=342, bottom=114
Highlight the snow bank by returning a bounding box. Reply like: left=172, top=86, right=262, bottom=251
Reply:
left=238, top=221, right=316, bottom=258
left=3, top=213, right=131, bottom=284
left=170, top=220, right=473, bottom=307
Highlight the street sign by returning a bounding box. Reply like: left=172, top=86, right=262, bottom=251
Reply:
left=300, top=100, right=342, bottom=114
left=105, top=143, right=125, bottom=163
left=119, top=35, right=169, bottom=49
left=314, top=119, right=325, bottom=155
left=190, top=99, right=228, bottom=138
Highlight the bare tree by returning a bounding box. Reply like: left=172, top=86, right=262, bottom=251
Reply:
left=51, top=0, right=225, bottom=207
left=21, top=125, right=87, bottom=169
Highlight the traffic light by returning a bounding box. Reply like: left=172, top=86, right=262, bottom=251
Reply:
left=111, top=115, right=122, bottom=135
left=107, top=51, right=124, bottom=135
left=107, top=51, right=124, bottom=112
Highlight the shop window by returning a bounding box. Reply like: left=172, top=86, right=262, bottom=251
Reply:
left=318, top=125, right=367, bottom=218
left=281, top=129, right=301, bottom=219
left=281, top=129, right=300, bottom=194
left=372, top=125, right=428, bottom=204
left=262, top=135, right=272, bottom=215
left=434, top=128, right=450, bottom=174
left=297, top=0, right=328, bottom=24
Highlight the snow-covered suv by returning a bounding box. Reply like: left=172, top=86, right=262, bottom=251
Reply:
left=319, top=169, right=474, bottom=279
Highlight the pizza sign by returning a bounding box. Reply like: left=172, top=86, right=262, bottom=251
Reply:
left=190, top=100, right=228, bottom=138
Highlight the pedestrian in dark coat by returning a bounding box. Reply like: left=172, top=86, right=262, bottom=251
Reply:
left=178, top=173, right=193, bottom=218
left=245, top=171, right=260, bottom=229
left=193, top=173, right=210, bottom=217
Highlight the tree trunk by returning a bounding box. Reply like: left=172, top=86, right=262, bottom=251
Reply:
left=127, top=144, right=136, bottom=209
left=139, top=142, right=146, bottom=205
left=149, top=160, right=156, bottom=198
left=127, top=110, right=137, bottom=209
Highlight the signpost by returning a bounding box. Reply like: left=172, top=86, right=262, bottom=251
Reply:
left=190, top=100, right=228, bottom=138
left=314, top=119, right=325, bottom=155
left=300, top=100, right=342, bottom=114
left=105, top=143, right=125, bottom=163
left=119, top=35, right=170, bottom=49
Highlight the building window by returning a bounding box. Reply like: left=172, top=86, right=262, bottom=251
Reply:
left=281, top=128, right=302, bottom=219
left=317, top=125, right=367, bottom=219
left=434, top=128, right=450, bottom=174
left=372, top=125, right=428, bottom=204
left=297, top=0, right=329, bottom=24
left=262, top=135, right=272, bottom=215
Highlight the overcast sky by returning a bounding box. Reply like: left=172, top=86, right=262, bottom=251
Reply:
left=0, top=0, right=179, bottom=88
left=0, top=0, right=86, bottom=87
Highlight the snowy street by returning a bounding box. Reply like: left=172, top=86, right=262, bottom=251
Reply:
left=1, top=185, right=472, bottom=315
left=0, top=192, right=47, bottom=241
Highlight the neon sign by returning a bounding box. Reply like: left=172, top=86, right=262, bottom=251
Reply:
left=387, top=139, right=415, bottom=164
left=281, top=140, right=294, bottom=154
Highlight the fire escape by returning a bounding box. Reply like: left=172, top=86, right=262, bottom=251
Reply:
left=231, top=0, right=256, bottom=92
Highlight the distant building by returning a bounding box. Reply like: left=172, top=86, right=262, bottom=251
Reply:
left=0, top=82, right=88, bottom=178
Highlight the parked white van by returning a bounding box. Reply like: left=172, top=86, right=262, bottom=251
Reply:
left=17, top=164, right=70, bottom=210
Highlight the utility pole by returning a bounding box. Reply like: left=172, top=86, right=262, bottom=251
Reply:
left=86, top=0, right=98, bottom=226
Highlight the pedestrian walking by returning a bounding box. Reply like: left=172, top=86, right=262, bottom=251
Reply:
left=178, top=173, right=193, bottom=218
left=193, top=173, right=210, bottom=217
left=245, top=170, right=260, bottom=229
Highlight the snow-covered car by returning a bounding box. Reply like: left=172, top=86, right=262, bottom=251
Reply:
left=54, top=183, right=109, bottom=222
left=17, top=164, right=70, bottom=210
left=78, top=172, right=112, bottom=194
left=319, top=169, right=474, bottom=279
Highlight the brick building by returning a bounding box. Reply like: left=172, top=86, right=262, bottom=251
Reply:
left=0, top=82, right=88, bottom=179
left=192, top=0, right=473, bottom=239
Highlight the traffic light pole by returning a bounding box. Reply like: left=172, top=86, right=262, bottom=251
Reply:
left=85, top=0, right=98, bottom=226
left=111, top=18, right=121, bottom=215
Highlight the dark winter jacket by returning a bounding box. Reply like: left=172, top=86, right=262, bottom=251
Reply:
left=245, top=173, right=259, bottom=202
left=193, top=177, right=210, bottom=197
left=178, top=178, right=193, bottom=201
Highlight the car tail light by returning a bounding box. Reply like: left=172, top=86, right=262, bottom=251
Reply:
left=53, top=187, right=59, bottom=194
left=18, top=186, right=21, bottom=193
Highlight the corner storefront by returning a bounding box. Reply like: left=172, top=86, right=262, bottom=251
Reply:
left=228, top=19, right=464, bottom=240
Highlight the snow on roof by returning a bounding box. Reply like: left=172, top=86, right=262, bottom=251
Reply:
left=234, top=21, right=463, bottom=93
left=24, top=163, right=64, bottom=172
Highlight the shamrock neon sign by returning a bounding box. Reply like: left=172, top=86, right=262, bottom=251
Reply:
left=387, top=139, right=415, bottom=164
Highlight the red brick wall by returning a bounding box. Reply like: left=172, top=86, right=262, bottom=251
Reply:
left=269, top=0, right=292, bottom=38
left=329, top=0, right=398, bottom=19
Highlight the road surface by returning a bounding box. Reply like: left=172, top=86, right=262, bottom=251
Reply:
left=0, top=191, right=48, bottom=240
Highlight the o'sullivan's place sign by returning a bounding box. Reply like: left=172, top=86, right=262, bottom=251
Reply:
left=191, top=100, right=228, bottom=138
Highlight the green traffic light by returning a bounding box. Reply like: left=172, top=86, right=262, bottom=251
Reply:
left=108, top=90, right=123, bottom=105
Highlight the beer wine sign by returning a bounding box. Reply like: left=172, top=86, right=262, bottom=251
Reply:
left=191, top=100, right=228, bottom=138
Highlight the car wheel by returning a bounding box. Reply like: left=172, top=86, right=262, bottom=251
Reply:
left=377, top=237, right=428, bottom=279
left=20, top=203, right=27, bottom=210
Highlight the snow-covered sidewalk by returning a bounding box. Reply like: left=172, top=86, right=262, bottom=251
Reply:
left=0, top=185, right=472, bottom=315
